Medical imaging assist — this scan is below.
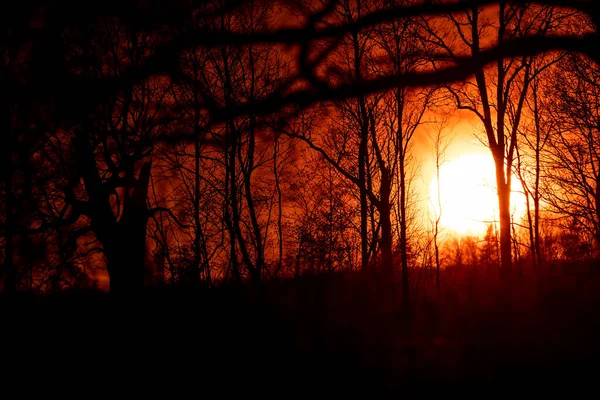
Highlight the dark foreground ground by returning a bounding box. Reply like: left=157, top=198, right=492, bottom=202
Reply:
left=2, top=265, right=600, bottom=395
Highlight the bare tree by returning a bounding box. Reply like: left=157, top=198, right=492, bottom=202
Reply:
left=4, top=0, right=600, bottom=294
left=421, top=2, right=566, bottom=278
left=374, top=0, right=434, bottom=306
left=46, top=16, right=177, bottom=293
left=428, top=118, right=451, bottom=296
left=282, top=0, right=432, bottom=308
left=543, top=53, right=600, bottom=253
left=514, top=54, right=557, bottom=269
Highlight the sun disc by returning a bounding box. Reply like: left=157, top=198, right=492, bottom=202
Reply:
left=429, top=153, right=526, bottom=236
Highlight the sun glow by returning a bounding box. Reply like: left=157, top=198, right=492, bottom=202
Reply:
left=429, top=153, right=527, bottom=236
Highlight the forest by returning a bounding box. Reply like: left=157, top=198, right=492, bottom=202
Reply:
left=2, top=0, right=600, bottom=393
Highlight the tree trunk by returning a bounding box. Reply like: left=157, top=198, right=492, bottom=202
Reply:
left=104, top=162, right=152, bottom=294
left=103, top=227, right=147, bottom=294
left=399, top=158, right=410, bottom=309
left=223, top=123, right=240, bottom=282
left=434, top=143, right=441, bottom=298
left=379, top=173, right=393, bottom=272
left=191, top=126, right=202, bottom=286
left=435, top=239, right=440, bottom=297
left=241, top=127, right=264, bottom=285
left=191, top=55, right=202, bottom=286
left=495, top=158, right=513, bottom=278
left=229, top=131, right=256, bottom=281
left=244, top=41, right=264, bottom=285
left=351, top=27, right=370, bottom=272
left=358, top=118, right=369, bottom=271
left=76, top=127, right=152, bottom=294
left=533, top=80, right=542, bottom=269
left=534, top=162, right=541, bottom=267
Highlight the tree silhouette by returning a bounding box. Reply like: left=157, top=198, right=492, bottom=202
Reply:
left=2, top=0, right=600, bottom=293
left=544, top=53, right=600, bottom=250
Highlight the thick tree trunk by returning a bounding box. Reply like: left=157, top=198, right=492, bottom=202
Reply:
left=76, top=127, right=152, bottom=294
left=103, top=163, right=152, bottom=294
left=495, top=159, right=513, bottom=278
left=104, top=227, right=147, bottom=294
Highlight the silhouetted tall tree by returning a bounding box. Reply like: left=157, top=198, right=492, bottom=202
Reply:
left=422, top=2, right=565, bottom=278
left=60, top=15, right=174, bottom=293
left=544, top=53, right=600, bottom=252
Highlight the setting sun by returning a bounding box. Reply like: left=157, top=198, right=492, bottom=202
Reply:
left=429, top=153, right=527, bottom=236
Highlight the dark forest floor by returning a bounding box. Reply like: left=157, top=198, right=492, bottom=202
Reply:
left=2, top=262, right=600, bottom=395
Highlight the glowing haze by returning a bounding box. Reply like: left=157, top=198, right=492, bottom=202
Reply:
left=429, top=152, right=527, bottom=236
